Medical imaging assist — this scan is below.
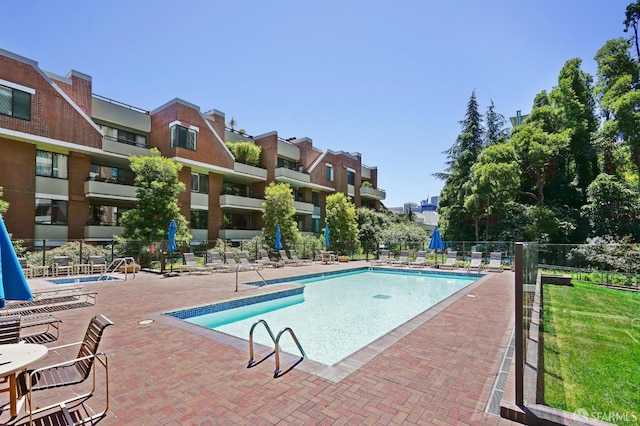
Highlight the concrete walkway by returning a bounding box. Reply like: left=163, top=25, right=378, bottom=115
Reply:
left=5, top=262, right=519, bottom=425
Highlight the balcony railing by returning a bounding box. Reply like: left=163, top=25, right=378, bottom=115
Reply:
left=103, top=134, right=148, bottom=149
left=360, top=186, right=386, bottom=200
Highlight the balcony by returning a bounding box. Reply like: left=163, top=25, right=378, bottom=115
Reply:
left=84, top=179, right=137, bottom=201
left=219, top=195, right=264, bottom=212
left=84, top=225, right=124, bottom=240
left=102, top=136, right=151, bottom=157
left=275, top=167, right=309, bottom=185
left=219, top=229, right=262, bottom=241
left=293, top=200, right=314, bottom=215
left=360, top=186, right=386, bottom=200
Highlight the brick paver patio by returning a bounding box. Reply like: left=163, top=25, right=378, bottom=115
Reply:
left=3, top=262, right=519, bottom=425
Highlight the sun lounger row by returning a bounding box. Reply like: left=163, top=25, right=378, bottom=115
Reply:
left=178, top=249, right=314, bottom=274
left=19, top=256, right=109, bottom=277
left=371, top=250, right=505, bottom=272
left=2, top=286, right=98, bottom=315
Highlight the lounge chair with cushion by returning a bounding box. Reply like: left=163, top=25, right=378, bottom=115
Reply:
left=279, top=250, right=303, bottom=266
left=258, top=250, right=284, bottom=268
left=371, top=249, right=390, bottom=266
left=486, top=252, right=504, bottom=272
left=439, top=251, right=458, bottom=270
left=89, top=256, right=108, bottom=274
left=205, top=251, right=235, bottom=272
left=179, top=253, right=213, bottom=275
left=238, top=252, right=264, bottom=270
left=389, top=250, right=410, bottom=267
left=52, top=256, right=74, bottom=276
left=467, top=251, right=483, bottom=273
left=18, top=258, right=34, bottom=279
left=289, top=249, right=312, bottom=265
left=18, top=314, right=113, bottom=425
left=409, top=250, right=428, bottom=268
left=224, top=252, right=254, bottom=271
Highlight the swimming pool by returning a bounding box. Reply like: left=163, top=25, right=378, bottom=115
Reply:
left=47, top=275, right=120, bottom=285
left=179, top=269, right=477, bottom=366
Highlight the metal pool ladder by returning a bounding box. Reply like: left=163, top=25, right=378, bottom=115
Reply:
left=247, top=319, right=307, bottom=378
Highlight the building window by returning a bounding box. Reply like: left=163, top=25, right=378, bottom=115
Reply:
left=312, top=191, right=320, bottom=206
left=171, top=125, right=197, bottom=151
left=347, top=169, right=355, bottom=185
left=277, top=157, right=298, bottom=171
left=35, top=198, right=68, bottom=225
left=90, top=164, right=134, bottom=185
left=190, top=209, right=208, bottom=229
left=191, top=173, right=209, bottom=193
left=0, top=84, right=31, bottom=120
left=312, top=218, right=320, bottom=233
left=326, top=164, right=334, bottom=182
left=89, top=204, right=128, bottom=226
left=36, top=150, right=68, bottom=179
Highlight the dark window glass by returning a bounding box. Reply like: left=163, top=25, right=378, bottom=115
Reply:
left=171, top=125, right=197, bottom=151
left=190, top=209, right=208, bottom=229
left=35, top=199, right=68, bottom=225
left=0, top=85, right=31, bottom=120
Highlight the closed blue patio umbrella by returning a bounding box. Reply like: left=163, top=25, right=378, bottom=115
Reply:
left=324, top=225, right=330, bottom=248
left=167, top=219, right=177, bottom=272
left=428, top=227, right=444, bottom=264
left=275, top=225, right=283, bottom=250
left=0, top=215, right=33, bottom=308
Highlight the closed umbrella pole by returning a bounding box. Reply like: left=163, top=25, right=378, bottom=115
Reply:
left=275, top=225, right=283, bottom=250
left=168, top=219, right=177, bottom=272
left=0, top=215, right=33, bottom=308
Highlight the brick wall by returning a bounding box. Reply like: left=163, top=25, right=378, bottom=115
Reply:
left=0, top=138, right=36, bottom=239
left=0, top=55, right=102, bottom=148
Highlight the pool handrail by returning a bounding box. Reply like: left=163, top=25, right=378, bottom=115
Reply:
left=247, top=319, right=307, bottom=378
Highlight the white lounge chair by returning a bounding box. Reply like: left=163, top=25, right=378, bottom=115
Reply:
left=486, top=252, right=503, bottom=272
left=467, top=251, right=483, bottom=273
left=259, top=250, right=284, bottom=268
left=289, top=249, right=312, bottom=265
left=279, top=250, right=304, bottom=266
left=179, top=253, right=213, bottom=275
left=372, top=249, right=390, bottom=266
left=439, top=251, right=458, bottom=270
left=409, top=250, right=428, bottom=268
left=389, top=250, right=409, bottom=267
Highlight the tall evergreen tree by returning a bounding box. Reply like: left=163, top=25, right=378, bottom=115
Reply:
left=624, top=0, right=640, bottom=61
left=485, top=100, right=509, bottom=145
left=436, top=91, right=485, bottom=240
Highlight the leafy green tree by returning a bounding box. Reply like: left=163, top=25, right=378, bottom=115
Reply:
left=463, top=143, right=520, bottom=241
left=0, top=186, right=8, bottom=215
left=549, top=58, right=599, bottom=190
left=262, top=182, right=299, bottom=250
left=225, top=141, right=261, bottom=166
left=120, top=148, right=191, bottom=243
left=594, top=38, right=638, bottom=120
left=325, top=193, right=359, bottom=255
left=357, top=207, right=388, bottom=255
left=582, top=173, right=640, bottom=240
left=379, top=221, right=428, bottom=252
left=511, top=123, right=570, bottom=206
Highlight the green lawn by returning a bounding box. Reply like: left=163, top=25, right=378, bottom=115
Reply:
left=543, top=282, right=640, bottom=425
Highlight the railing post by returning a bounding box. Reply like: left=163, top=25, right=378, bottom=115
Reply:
left=514, top=242, right=524, bottom=407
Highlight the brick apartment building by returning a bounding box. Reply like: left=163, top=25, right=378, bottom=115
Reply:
left=0, top=48, right=385, bottom=246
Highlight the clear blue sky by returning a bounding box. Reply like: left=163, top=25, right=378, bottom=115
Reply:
left=2, top=0, right=631, bottom=207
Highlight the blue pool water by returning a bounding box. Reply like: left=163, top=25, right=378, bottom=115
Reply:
left=47, top=275, right=120, bottom=285
left=184, top=269, right=476, bottom=366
